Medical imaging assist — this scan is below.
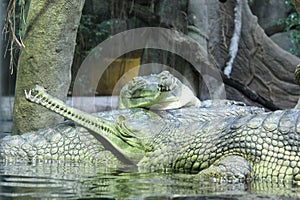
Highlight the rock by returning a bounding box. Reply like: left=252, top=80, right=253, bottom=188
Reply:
left=250, top=0, right=291, bottom=30
left=270, top=32, right=292, bottom=52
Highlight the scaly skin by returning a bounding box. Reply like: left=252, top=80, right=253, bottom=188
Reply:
left=119, top=71, right=201, bottom=110
left=119, top=70, right=253, bottom=110
left=0, top=84, right=263, bottom=164
left=1, top=71, right=298, bottom=182
left=0, top=123, right=119, bottom=165
left=0, top=84, right=297, bottom=183
left=138, top=109, right=300, bottom=182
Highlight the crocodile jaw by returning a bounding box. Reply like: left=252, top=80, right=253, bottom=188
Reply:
left=24, top=85, right=145, bottom=163
left=119, top=71, right=200, bottom=110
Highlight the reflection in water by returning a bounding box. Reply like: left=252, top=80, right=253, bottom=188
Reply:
left=0, top=161, right=299, bottom=199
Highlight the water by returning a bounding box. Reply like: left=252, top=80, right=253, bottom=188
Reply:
left=1, top=101, right=300, bottom=199
left=0, top=159, right=299, bottom=199
left=0, top=122, right=299, bottom=200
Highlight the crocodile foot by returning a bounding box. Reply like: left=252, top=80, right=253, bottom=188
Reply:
left=196, top=156, right=251, bottom=183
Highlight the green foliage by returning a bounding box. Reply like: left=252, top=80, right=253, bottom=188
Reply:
left=16, top=0, right=30, bottom=39
left=74, top=14, right=112, bottom=64
left=5, top=0, right=31, bottom=73
left=247, top=0, right=254, bottom=5
left=276, top=0, right=300, bottom=55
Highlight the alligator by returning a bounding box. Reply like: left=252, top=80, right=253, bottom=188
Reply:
left=1, top=71, right=299, bottom=183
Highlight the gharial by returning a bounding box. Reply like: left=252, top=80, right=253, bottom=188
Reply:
left=0, top=71, right=299, bottom=183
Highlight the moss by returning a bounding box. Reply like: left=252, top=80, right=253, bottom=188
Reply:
left=13, top=0, right=85, bottom=134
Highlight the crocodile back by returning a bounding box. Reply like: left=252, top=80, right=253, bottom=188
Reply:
left=138, top=109, right=300, bottom=182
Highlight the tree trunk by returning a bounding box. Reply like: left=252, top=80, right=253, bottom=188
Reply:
left=213, top=0, right=300, bottom=109
left=12, top=0, right=85, bottom=134
left=292, top=0, right=300, bottom=15
left=140, top=0, right=201, bottom=95
left=0, top=1, right=4, bottom=98
left=139, top=0, right=300, bottom=109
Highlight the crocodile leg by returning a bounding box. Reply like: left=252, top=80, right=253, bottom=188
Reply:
left=2, top=84, right=296, bottom=183
left=137, top=109, right=300, bottom=183
left=196, top=156, right=251, bottom=183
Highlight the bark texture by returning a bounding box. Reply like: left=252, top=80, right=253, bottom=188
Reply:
left=13, top=0, right=85, bottom=134
left=292, top=0, right=300, bottom=15
left=214, top=0, right=300, bottom=109
left=139, top=0, right=300, bottom=109
left=140, top=0, right=201, bottom=94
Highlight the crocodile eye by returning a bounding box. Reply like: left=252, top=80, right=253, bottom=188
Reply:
left=158, top=84, right=164, bottom=91
left=158, top=83, right=169, bottom=91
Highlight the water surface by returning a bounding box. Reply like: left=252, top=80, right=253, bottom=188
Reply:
left=0, top=158, right=299, bottom=199
left=0, top=100, right=299, bottom=199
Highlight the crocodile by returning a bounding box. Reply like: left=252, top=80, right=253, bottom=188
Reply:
left=119, top=71, right=201, bottom=110
left=0, top=72, right=262, bottom=164
left=1, top=71, right=299, bottom=183
left=119, top=70, right=250, bottom=110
